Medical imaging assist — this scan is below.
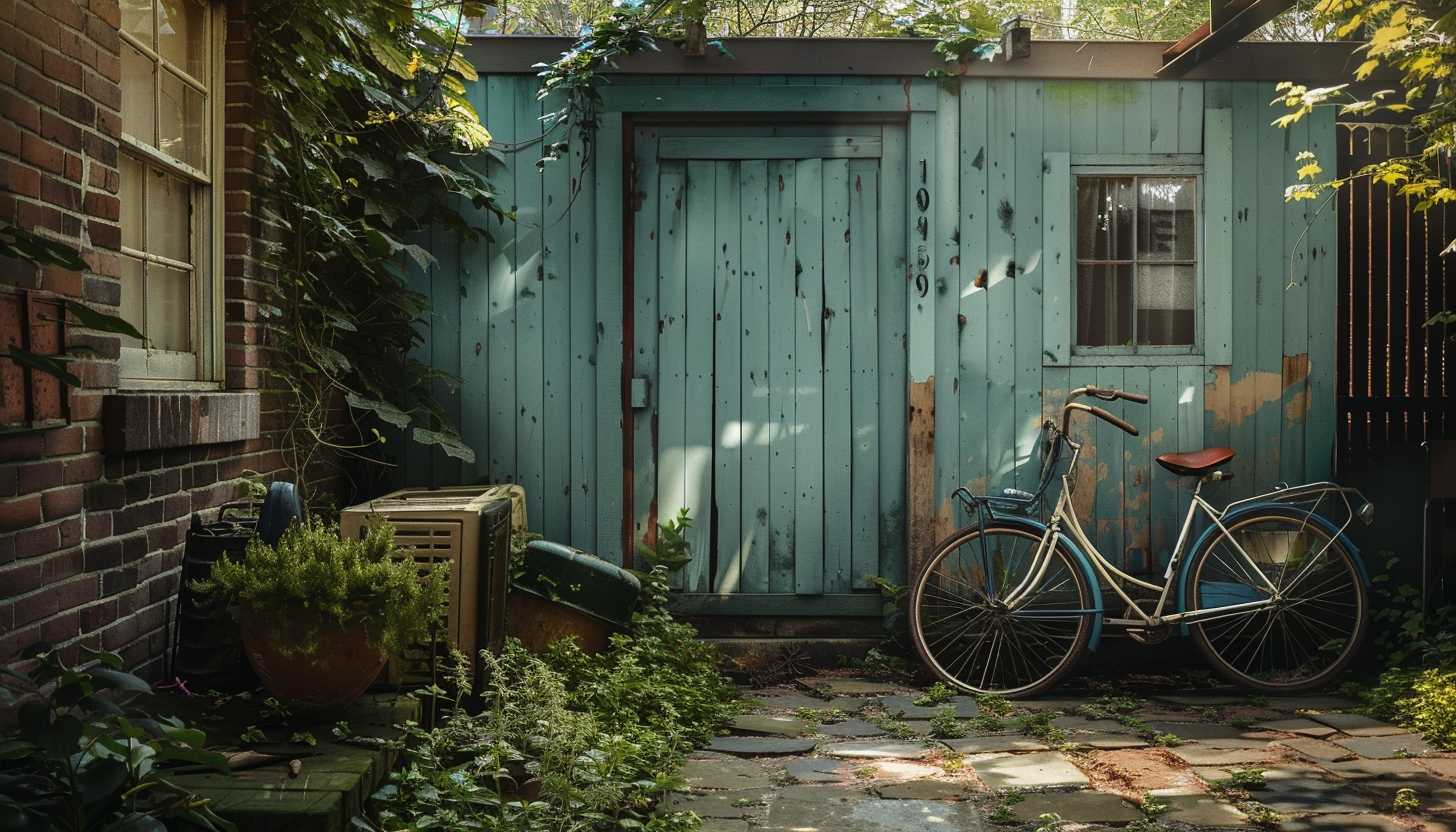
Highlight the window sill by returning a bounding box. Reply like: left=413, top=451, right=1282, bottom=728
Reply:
left=1061, top=352, right=1206, bottom=368
left=103, top=391, right=260, bottom=453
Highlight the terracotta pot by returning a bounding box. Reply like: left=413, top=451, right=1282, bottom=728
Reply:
left=238, top=599, right=387, bottom=717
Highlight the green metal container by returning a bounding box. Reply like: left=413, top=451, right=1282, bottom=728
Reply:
left=509, top=542, right=641, bottom=653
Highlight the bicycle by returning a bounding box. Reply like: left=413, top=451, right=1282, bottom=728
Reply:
left=908, top=385, right=1375, bottom=697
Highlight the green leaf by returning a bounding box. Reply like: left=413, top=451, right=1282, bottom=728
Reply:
left=345, top=393, right=412, bottom=429
left=411, top=428, right=476, bottom=463
left=3, top=347, right=81, bottom=387
left=0, top=222, right=88, bottom=271
left=63, top=301, right=144, bottom=340
left=86, top=665, right=152, bottom=694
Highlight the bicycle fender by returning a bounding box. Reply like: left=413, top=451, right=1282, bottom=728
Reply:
left=1174, top=503, right=1371, bottom=634
left=984, top=516, right=1106, bottom=652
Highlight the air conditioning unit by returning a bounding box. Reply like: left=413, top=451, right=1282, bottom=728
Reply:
left=339, top=485, right=524, bottom=683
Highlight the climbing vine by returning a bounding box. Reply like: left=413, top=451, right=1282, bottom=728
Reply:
left=245, top=0, right=505, bottom=496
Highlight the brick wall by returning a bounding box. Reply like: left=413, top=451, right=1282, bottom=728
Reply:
left=0, top=0, right=288, bottom=679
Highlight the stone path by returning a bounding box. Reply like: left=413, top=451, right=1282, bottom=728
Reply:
left=670, top=676, right=1456, bottom=831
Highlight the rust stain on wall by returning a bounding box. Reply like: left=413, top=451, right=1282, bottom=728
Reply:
left=908, top=378, right=936, bottom=578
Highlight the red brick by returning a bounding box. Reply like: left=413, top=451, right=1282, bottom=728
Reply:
left=0, top=493, right=42, bottom=532
left=17, top=460, right=63, bottom=493
left=13, top=62, right=57, bottom=109
left=0, top=161, right=41, bottom=199
left=82, top=274, right=120, bottom=306
left=11, top=6, right=56, bottom=50
left=83, top=191, right=117, bottom=220
left=41, top=48, right=82, bottom=89
left=86, top=509, right=110, bottom=539
left=13, top=523, right=59, bottom=560
left=19, top=132, right=63, bottom=174
left=39, top=609, right=83, bottom=645
left=41, top=426, right=83, bottom=458
left=0, top=118, right=20, bottom=154
left=41, top=547, right=83, bottom=584
left=0, top=87, right=42, bottom=132
left=40, top=174, right=80, bottom=212
left=38, top=262, right=81, bottom=296
left=87, top=220, right=118, bottom=250
left=81, top=67, right=117, bottom=112
left=80, top=130, right=114, bottom=166
left=40, top=484, right=82, bottom=520
left=12, top=588, right=59, bottom=628
left=37, top=0, right=84, bottom=30
left=95, top=107, right=118, bottom=139
left=91, top=0, right=119, bottom=29
left=0, top=433, right=44, bottom=467
left=0, top=23, right=41, bottom=72
left=62, top=453, right=103, bottom=484
left=58, top=516, right=80, bottom=547
left=69, top=389, right=102, bottom=420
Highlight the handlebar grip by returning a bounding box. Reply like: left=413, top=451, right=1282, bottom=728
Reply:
left=1087, top=405, right=1139, bottom=436
left=1118, top=391, right=1149, bottom=404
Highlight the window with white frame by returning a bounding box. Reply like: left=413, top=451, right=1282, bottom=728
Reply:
left=118, top=0, right=218, bottom=383
left=1075, top=173, right=1199, bottom=350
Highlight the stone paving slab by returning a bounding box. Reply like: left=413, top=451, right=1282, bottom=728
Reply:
left=733, top=714, right=811, bottom=736
left=1167, top=744, right=1277, bottom=766
left=970, top=751, right=1091, bottom=790
left=784, top=758, right=855, bottom=783
left=682, top=758, right=777, bottom=790
left=762, top=787, right=986, bottom=832
left=1264, top=694, right=1361, bottom=711
left=816, top=719, right=889, bottom=738
left=1152, top=690, right=1249, bottom=707
left=1073, top=736, right=1151, bottom=749
left=698, top=820, right=753, bottom=832
left=1278, top=813, right=1410, bottom=831
left=706, top=736, right=818, bottom=757
left=941, top=735, right=1050, bottom=754
left=822, top=740, right=934, bottom=760
left=1257, top=773, right=1377, bottom=812
left=1010, top=790, right=1144, bottom=823
left=1144, top=720, right=1261, bottom=742
left=878, top=695, right=980, bottom=719
left=659, top=788, right=767, bottom=818
left=1277, top=737, right=1356, bottom=762
left=1160, top=793, right=1249, bottom=827
left=873, top=779, right=968, bottom=800
left=1308, top=713, right=1407, bottom=736
left=743, top=690, right=831, bottom=710
left=1334, top=733, right=1431, bottom=759
left=1052, top=716, right=1138, bottom=734
left=799, top=677, right=904, bottom=696
left=1259, top=717, right=1339, bottom=738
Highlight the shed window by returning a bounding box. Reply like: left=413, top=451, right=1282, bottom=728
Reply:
left=1075, top=175, right=1198, bottom=349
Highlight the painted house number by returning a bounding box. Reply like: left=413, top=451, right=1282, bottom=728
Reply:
left=914, top=160, right=930, bottom=298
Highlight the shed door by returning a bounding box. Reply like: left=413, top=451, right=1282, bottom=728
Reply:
left=629, top=125, right=907, bottom=617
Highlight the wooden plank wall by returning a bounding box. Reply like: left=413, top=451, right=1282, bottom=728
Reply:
left=410, top=70, right=1336, bottom=577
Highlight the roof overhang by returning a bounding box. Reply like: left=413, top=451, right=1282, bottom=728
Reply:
left=465, top=36, right=1366, bottom=82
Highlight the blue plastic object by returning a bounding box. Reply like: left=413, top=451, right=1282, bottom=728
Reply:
left=256, top=482, right=302, bottom=546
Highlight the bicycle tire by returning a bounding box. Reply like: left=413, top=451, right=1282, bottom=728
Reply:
left=910, top=524, right=1096, bottom=698
left=1184, top=508, right=1369, bottom=694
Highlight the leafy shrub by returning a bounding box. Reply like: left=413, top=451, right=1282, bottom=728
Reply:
left=367, top=566, right=739, bottom=831
left=195, top=515, right=448, bottom=658
left=929, top=707, right=966, bottom=739
left=0, top=642, right=234, bottom=832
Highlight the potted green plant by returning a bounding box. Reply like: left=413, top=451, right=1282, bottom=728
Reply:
left=195, top=515, right=448, bottom=716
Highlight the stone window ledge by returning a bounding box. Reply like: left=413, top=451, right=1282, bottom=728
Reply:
left=103, top=391, right=260, bottom=453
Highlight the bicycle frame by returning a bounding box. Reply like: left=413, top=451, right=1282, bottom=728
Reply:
left=968, top=391, right=1373, bottom=632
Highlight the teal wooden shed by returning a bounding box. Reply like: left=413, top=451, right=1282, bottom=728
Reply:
left=404, top=37, right=1355, bottom=631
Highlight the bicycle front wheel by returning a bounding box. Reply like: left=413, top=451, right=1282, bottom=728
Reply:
left=1185, top=508, right=1368, bottom=694
left=910, top=525, right=1095, bottom=698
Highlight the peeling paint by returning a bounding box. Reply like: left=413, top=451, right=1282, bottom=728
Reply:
left=1204, top=366, right=1301, bottom=431
left=1286, top=388, right=1311, bottom=427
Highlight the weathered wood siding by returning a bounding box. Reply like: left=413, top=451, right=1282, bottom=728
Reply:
left=408, top=66, right=1336, bottom=590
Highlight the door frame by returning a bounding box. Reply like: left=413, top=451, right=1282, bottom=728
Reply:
left=590, top=83, right=940, bottom=591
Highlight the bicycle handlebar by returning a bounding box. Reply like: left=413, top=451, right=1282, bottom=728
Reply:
left=1061, top=386, right=1147, bottom=436
left=1064, top=402, right=1140, bottom=436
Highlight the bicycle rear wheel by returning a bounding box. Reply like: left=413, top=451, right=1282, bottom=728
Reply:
left=910, top=525, right=1095, bottom=698
left=1185, top=508, right=1368, bottom=694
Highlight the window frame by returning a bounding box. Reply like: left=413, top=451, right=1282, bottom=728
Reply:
left=116, top=1, right=226, bottom=389
left=1070, top=163, right=1205, bottom=363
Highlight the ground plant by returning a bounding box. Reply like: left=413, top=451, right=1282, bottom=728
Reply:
left=366, top=566, right=738, bottom=832
left=928, top=707, right=967, bottom=739
left=0, top=643, right=234, bottom=832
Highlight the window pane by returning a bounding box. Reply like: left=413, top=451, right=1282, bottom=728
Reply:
left=149, top=263, right=192, bottom=352
left=149, top=168, right=191, bottom=263
left=1077, top=263, right=1133, bottom=347
left=1138, top=177, right=1197, bottom=261
left=157, top=0, right=205, bottom=80
left=119, top=155, right=145, bottom=251
left=120, top=255, right=146, bottom=348
left=1077, top=177, right=1134, bottom=261
left=121, top=43, right=156, bottom=147
left=1137, top=264, right=1196, bottom=345
left=159, top=69, right=204, bottom=168
left=120, top=0, right=153, bottom=48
